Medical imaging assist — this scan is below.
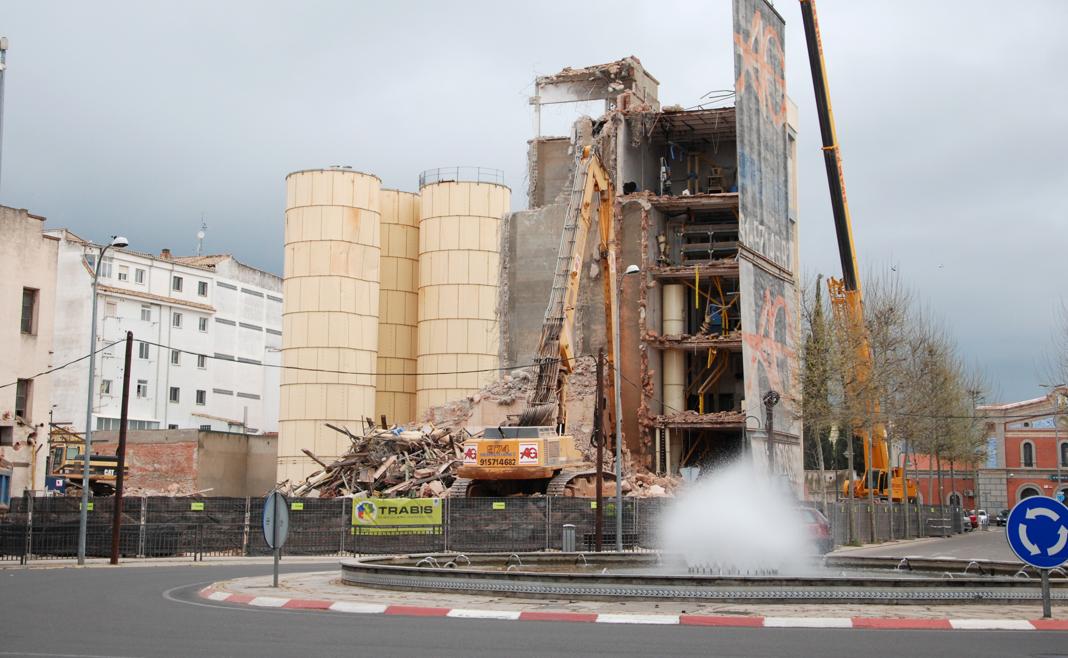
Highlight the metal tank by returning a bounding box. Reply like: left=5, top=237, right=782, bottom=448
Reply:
left=415, top=168, right=510, bottom=417
left=376, top=189, right=420, bottom=425
left=279, top=168, right=381, bottom=482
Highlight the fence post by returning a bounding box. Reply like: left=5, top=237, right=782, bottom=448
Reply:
left=443, top=496, right=450, bottom=553
left=339, top=498, right=347, bottom=555
left=545, top=496, right=551, bottom=551
left=243, top=497, right=251, bottom=557
left=137, top=496, right=147, bottom=558
left=21, top=493, right=33, bottom=565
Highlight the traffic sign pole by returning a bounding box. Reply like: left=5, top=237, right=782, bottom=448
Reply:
left=1041, top=569, right=1051, bottom=619
left=272, top=494, right=280, bottom=588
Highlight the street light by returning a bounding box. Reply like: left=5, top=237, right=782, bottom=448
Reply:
left=1040, top=384, right=1064, bottom=502
left=77, top=235, right=129, bottom=565
left=611, top=264, right=640, bottom=551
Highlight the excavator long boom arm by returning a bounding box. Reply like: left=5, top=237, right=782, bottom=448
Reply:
left=520, top=146, right=617, bottom=439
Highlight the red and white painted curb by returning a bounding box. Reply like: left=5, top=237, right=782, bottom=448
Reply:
left=198, top=587, right=1068, bottom=630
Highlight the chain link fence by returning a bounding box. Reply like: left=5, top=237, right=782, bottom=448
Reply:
left=1, top=495, right=967, bottom=563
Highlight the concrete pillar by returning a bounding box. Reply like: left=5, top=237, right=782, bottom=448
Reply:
left=662, top=284, right=686, bottom=473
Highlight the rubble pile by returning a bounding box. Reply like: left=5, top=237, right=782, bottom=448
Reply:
left=622, top=471, right=680, bottom=497
left=282, top=424, right=462, bottom=498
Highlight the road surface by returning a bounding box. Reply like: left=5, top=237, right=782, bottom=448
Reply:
left=0, top=561, right=1065, bottom=657
left=834, top=528, right=1018, bottom=561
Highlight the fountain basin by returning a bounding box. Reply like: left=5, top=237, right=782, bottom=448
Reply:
left=340, top=552, right=1067, bottom=604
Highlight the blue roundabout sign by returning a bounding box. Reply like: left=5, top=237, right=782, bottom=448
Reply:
left=1006, top=496, right=1068, bottom=569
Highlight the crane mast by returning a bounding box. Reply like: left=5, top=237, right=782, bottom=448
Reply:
left=799, top=0, right=914, bottom=501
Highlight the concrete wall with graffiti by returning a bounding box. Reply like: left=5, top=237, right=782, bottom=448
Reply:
left=734, top=0, right=802, bottom=485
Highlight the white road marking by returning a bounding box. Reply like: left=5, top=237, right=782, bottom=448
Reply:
left=206, top=591, right=232, bottom=601
left=248, top=596, right=289, bottom=607
left=764, top=617, right=852, bottom=628
left=596, top=614, right=681, bottom=625
left=949, top=619, right=1034, bottom=630
left=447, top=609, right=522, bottom=620
left=328, top=601, right=389, bottom=614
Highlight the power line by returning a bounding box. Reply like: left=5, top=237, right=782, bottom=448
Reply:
left=0, top=338, right=125, bottom=390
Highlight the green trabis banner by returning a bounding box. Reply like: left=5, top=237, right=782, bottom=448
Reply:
left=351, top=497, right=443, bottom=535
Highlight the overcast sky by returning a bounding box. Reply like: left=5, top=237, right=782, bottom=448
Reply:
left=1, top=1, right=1065, bottom=402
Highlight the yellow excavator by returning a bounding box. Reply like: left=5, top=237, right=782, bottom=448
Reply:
left=800, top=0, right=916, bottom=502
left=451, top=145, right=619, bottom=497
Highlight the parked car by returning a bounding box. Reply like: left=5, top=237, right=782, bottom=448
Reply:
left=799, top=507, right=834, bottom=554
left=995, top=509, right=1009, bottom=526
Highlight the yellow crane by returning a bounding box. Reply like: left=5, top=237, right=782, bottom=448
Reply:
left=800, top=0, right=916, bottom=502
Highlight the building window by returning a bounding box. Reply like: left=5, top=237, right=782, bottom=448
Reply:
left=118, top=265, right=129, bottom=281
left=195, top=390, right=206, bottom=405
left=99, top=257, right=113, bottom=278
left=100, top=379, right=112, bottom=395
left=172, top=311, right=183, bottom=328
left=136, top=379, right=148, bottom=398
left=0, top=427, right=12, bottom=446
left=168, top=424, right=178, bottom=430
left=171, top=349, right=181, bottom=366
left=1022, top=441, right=1035, bottom=468
left=197, top=281, right=208, bottom=297
left=172, top=275, right=183, bottom=292
left=1020, top=486, right=1041, bottom=499
left=140, top=304, right=152, bottom=322
left=96, top=418, right=160, bottom=431
left=105, top=300, right=118, bottom=318
left=197, top=354, right=207, bottom=369
left=20, top=288, right=38, bottom=334
left=138, top=341, right=150, bottom=359
left=199, top=424, right=212, bottom=431
left=169, top=387, right=180, bottom=403
left=135, top=268, right=146, bottom=284
left=14, top=379, right=31, bottom=420
left=1062, top=442, right=1068, bottom=468
left=198, top=316, right=208, bottom=332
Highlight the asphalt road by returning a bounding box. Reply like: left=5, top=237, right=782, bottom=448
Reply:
left=836, top=528, right=1018, bottom=561
left=1, top=562, right=1067, bottom=657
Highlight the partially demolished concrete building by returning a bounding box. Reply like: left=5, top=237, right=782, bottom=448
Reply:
left=502, top=0, right=801, bottom=487
left=279, top=0, right=801, bottom=489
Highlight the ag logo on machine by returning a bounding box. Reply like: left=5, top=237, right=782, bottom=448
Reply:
left=519, top=443, right=539, bottom=464
left=1006, top=496, right=1068, bottom=569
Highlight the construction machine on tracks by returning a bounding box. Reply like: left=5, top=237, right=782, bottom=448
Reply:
left=451, top=145, right=619, bottom=497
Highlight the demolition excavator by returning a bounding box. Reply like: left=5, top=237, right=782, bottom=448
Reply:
left=800, top=0, right=916, bottom=502
left=451, top=145, right=619, bottom=497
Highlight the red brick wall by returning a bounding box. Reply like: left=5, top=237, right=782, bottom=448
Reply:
left=100, top=441, right=198, bottom=494
left=1005, top=433, right=1059, bottom=469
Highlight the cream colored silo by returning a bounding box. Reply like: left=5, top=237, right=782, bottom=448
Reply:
left=376, top=189, right=420, bottom=425
left=416, top=171, right=510, bottom=417
left=279, top=168, right=381, bottom=483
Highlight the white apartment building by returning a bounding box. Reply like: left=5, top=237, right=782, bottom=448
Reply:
left=47, top=230, right=282, bottom=437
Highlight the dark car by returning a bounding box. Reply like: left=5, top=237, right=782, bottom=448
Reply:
left=799, top=507, right=834, bottom=554
left=995, top=509, right=1009, bottom=526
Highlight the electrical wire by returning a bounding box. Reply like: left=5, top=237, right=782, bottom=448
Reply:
left=0, top=338, right=126, bottom=390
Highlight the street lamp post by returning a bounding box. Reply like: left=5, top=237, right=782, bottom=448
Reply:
left=0, top=37, right=7, bottom=192
left=612, top=264, right=640, bottom=552
left=77, top=236, right=129, bottom=565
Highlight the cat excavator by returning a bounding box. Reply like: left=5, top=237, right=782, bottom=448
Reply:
left=451, top=145, right=619, bottom=497
left=800, top=0, right=916, bottom=502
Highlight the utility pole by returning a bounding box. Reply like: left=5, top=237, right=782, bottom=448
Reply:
left=594, top=349, right=605, bottom=552
left=109, top=332, right=133, bottom=565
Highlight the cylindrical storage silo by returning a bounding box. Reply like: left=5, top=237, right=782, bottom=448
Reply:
left=416, top=169, right=510, bottom=417
left=376, top=189, right=420, bottom=425
left=279, top=168, right=381, bottom=483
